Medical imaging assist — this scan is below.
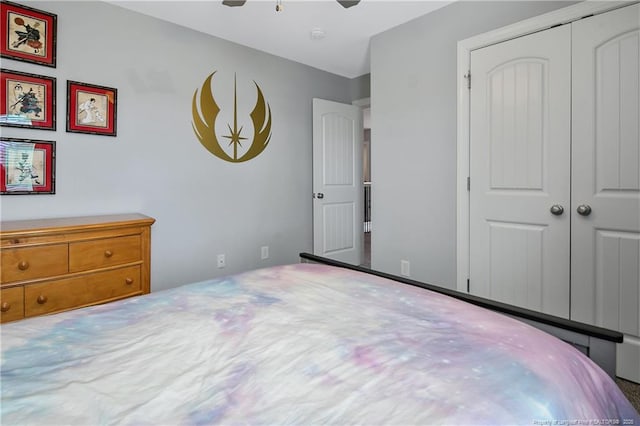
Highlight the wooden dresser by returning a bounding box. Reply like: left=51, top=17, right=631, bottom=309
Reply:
left=0, top=214, right=155, bottom=323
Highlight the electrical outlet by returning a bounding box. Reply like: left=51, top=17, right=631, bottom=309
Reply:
left=261, top=246, right=269, bottom=260
left=217, top=254, right=226, bottom=268
left=401, top=260, right=410, bottom=277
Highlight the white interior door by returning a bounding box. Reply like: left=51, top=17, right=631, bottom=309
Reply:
left=469, top=25, right=572, bottom=318
left=312, top=98, right=363, bottom=266
left=571, top=3, right=640, bottom=382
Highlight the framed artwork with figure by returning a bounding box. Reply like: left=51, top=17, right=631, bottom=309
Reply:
left=0, top=1, right=57, bottom=67
left=0, top=137, right=56, bottom=195
left=0, top=69, right=56, bottom=130
left=67, top=80, right=117, bottom=136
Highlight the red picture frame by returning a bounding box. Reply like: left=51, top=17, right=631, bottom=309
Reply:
left=67, top=81, right=117, bottom=136
left=0, top=69, right=56, bottom=130
left=1, top=137, right=55, bottom=195
left=1, top=1, right=57, bottom=68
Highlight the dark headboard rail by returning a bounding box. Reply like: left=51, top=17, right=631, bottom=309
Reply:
left=299, top=253, right=623, bottom=344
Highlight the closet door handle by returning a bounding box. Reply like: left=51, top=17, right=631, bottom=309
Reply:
left=577, top=205, right=592, bottom=216
left=550, top=205, right=564, bottom=216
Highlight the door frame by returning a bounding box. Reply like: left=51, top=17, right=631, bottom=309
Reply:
left=455, top=1, right=634, bottom=292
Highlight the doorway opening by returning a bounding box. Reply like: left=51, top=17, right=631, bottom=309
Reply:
left=362, top=107, right=371, bottom=268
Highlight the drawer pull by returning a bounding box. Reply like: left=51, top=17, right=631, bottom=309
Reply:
left=18, top=261, right=30, bottom=271
left=37, top=295, right=48, bottom=305
left=125, top=277, right=134, bottom=285
left=104, top=250, right=113, bottom=258
left=1, top=302, right=10, bottom=312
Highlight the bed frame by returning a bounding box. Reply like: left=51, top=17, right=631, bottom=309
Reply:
left=299, top=252, right=623, bottom=378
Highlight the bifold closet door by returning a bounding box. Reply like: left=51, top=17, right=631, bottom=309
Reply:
left=571, top=3, right=640, bottom=382
left=469, top=25, right=572, bottom=318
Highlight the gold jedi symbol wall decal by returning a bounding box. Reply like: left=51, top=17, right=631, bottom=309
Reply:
left=192, top=72, right=272, bottom=163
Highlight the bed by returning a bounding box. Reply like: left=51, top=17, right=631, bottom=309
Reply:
left=1, top=262, right=638, bottom=425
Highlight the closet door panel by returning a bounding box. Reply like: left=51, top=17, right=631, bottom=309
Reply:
left=469, top=25, right=571, bottom=318
left=571, top=3, right=640, bottom=382
left=571, top=4, right=640, bottom=326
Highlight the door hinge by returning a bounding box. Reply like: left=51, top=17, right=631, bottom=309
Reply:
left=464, top=71, right=471, bottom=90
left=467, top=177, right=470, bottom=191
left=467, top=278, right=470, bottom=292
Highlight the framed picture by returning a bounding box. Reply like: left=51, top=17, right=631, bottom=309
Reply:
left=0, top=137, right=55, bottom=195
left=0, top=69, right=56, bottom=130
left=67, top=81, right=117, bottom=136
left=1, top=1, right=57, bottom=67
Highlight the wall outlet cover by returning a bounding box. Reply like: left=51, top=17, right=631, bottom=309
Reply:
left=401, top=260, right=410, bottom=277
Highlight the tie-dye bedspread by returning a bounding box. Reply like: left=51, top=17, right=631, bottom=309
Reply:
left=1, top=264, right=638, bottom=425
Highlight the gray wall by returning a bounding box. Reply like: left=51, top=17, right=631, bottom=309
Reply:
left=370, top=1, right=574, bottom=288
left=350, top=73, right=371, bottom=101
left=1, top=1, right=351, bottom=291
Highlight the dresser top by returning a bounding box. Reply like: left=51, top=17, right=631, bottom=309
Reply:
left=0, top=213, right=155, bottom=237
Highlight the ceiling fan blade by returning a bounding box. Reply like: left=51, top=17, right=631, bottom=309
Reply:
left=337, top=0, right=360, bottom=8
left=222, top=0, right=247, bottom=6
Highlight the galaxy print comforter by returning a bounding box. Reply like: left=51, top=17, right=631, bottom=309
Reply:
left=1, top=264, right=638, bottom=425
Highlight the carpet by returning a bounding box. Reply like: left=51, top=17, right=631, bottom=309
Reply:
left=617, top=377, right=640, bottom=413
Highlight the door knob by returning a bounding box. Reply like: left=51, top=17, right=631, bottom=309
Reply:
left=316, top=193, right=324, bottom=199
left=550, top=204, right=564, bottom=216
left=577, top=204, right=592, bottom=216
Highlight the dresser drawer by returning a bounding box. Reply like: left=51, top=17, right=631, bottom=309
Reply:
left=25, top=265, right=142, bottom=317
left=1, top=244, right=68, bottom=284
left=1, top=233, right=67, bottom=247
left=69, top=235, right=141, bottom=272
left=1, top=286, right=24, bottom=323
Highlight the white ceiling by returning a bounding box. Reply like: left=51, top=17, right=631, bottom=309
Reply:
left=107, top=0, right=452, bottom=78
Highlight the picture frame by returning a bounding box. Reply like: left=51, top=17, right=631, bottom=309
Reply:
left=1, top=137, right=55, bottom=195
left=0, top=69, right=56, bottom=130
left=67, top=81, right=117, bottom=136
left=1, top=1, right=57, bottom=67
